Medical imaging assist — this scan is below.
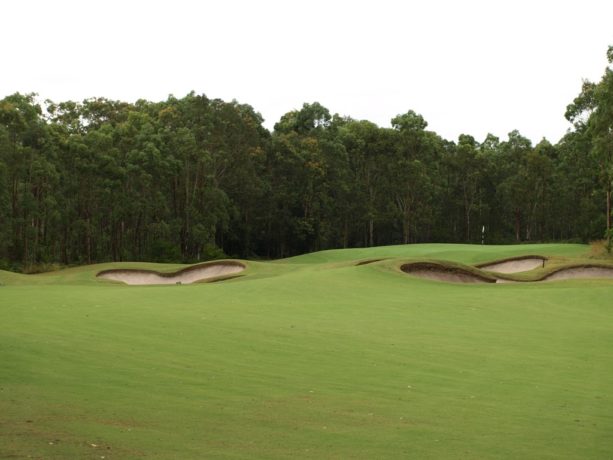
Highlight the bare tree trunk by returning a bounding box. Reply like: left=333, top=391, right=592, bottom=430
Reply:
left=541, top=185, right=547, bottom=241
left=463, top=185, right=471, bottom=242
left=23, top=227, right=29, bottom=267
left=514, top=208, right=521, bottom=242
left=526, top=200, right=538, bottom=241
left=403, top=215, right=410, bottom=244
left=32, top=217, right=39, bottom=263
left=120, top=220, right=125, bottom=262
left=396, top=194, right=412, bottom=245
left=111, top=220, right=117, bottom=262
left=62, top=224, right=68, bottom=265
left=86, top=216, right=92, bottom=264
left=607, top=182, right=611, bottom=247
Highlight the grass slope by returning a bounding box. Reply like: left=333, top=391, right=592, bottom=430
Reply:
left=279, top=243, right=588, bottom=264
left=1, top=244, right=613, bottom=459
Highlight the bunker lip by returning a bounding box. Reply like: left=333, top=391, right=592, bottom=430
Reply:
left=355, top=258, right=387, bottom=266
left=540, top=264, right=613, bottom=282
left=476, top=255, right=547, bottom=274
left=96, top=260, right=246, bottom=285
left=401, top=262, right=496, bottom=284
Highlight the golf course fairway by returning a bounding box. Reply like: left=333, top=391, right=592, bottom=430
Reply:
left=1, top=243, right=613, bottom=459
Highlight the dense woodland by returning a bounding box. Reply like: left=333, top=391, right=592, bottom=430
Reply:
left=1, top=48, right=612, bottom=270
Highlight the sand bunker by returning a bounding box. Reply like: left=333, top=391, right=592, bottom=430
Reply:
left=401, top=262, right=495, bottom=284
left=543, top=266, right=613, bottom=282
left=478, top=256, right=546, bottom=274
left=97, top=261, right=245, bottom=285
left=401, top=258, right=613, bottom=285
left=497, top=265, right=613, bottom=283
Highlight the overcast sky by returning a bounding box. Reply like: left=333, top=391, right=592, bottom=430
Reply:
left=2, top=0, right=612, bottom=144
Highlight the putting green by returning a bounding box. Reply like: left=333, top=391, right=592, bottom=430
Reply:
left=1, top=243, right=612, bottom=459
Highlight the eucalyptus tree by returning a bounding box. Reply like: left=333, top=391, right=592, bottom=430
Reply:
left=494, top=130, right=533, bottom=241
left=2, top=87, right=612, bottom=268
left=494, top=133, right=556, bottom=242
left=0, top=124, right=11, bottom=263
left=0, top=93, right=58, bottom=266
left=204, top=99, right=269, bottom=257
left=555, top=129, right=602, bottom=241
left=338, top=119, right=392, bottom=246
left=156, top=93, right=225, bottom=260
left=267, top=102, right=346, bottom=255
left=389, top=110, right=440, bottom=243
left=525, top=139, right=555, bottom=240
left=566, top=46, right=613, bottom=247
left=114, top=107, right=171, bottom=260
left=443, top=134, right=486, bottom=242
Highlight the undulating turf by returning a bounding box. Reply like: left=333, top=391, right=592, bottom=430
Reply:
left=1, top=244, right=612, bottom=459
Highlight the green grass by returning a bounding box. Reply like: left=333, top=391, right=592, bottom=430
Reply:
left=278, top=243, right=588, bottom=264
left=1, top=243, right=613, bottom=459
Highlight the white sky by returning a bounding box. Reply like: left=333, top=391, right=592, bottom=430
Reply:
left=2, top=0, right=612, bottom=144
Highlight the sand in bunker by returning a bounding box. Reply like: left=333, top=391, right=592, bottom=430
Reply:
left=97, top=262, right=244, bottom=285
left=408, top=269, right=489, bottom=283
left=544, top=266, right=613, bottom=282
left=401, top=263, right=494, bottom=284
left=479, top=257, right=545, bottom=274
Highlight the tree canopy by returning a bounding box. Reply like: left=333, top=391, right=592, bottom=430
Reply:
left=1, top=47, right=612, bottom=269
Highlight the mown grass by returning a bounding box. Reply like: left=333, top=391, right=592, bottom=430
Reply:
left=1, top=243, right=612, bottom=459
left=278, top=242, right=588, bottom=264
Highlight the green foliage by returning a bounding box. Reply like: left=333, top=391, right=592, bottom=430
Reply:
left=148, top=239, right=182, bottom=263
left=20, top=262, right=64, bottom=274
left=566, top=47, right=613, bottom=243
left=1, top=46, right=612, bottom=268
left=199, top=242, right=227, bottom=260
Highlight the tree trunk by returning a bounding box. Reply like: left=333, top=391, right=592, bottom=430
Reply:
left=23, top=226, right=29, bottom=267
left=463, top=184, right=472, bottom=242
left=62, top=224, right=68, bottom=265
left=120, top=220, right=125, bottom=262
left=541, top=185, right=547, bottom=241
left=403, top=214, right=410, bottom=244
left=244, top=211, right=251, bottom=256
left=465, top=207, right=471, bottom=242
left=86, top=216, right=92, bottom=264
left=32, top=217, right=39, bottom=264
left=514, top=208, right=521, bottom=242
left=607, top=182, right=611, bottom=247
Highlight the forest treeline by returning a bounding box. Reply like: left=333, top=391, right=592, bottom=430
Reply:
left=1, top=49, right=612, bottom=269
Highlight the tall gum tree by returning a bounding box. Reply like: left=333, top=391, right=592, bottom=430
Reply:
left=447, top=134, right=485, bottom=242
left=390, top=110, right=439, bottom=244
left=339, top=119, right=391, bottom=247
left=566, top=46, right=613, bottom=246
